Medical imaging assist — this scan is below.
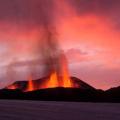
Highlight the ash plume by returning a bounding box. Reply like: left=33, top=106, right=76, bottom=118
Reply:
left=33, top=0, right=65, bottom=78
left=40, top=27, right=61, bottom=77
left=5, top=0, right=68, bottom=84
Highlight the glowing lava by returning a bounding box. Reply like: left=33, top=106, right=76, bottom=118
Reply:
left=25, top=76, right=35, bottom=92
left=46, top=71, right=59, bottom=88
left=39, top=53, right=74, bottom=89
left=7, top=84, right=17, bottom=90
left=60, top=53, right=73, bottom=87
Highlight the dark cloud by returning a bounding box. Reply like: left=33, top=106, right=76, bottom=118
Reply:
left=0, top=0, right=55, bottom=25
left=1, top=0, right=119, bottom=29
left=67, top=0, right=120, bottom=29
left=67, top=0, right=120, bottom=15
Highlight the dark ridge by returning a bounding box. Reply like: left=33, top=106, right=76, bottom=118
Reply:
left=6, top=76, right=96, bottom=91
left=0, top=77, right=119, bottom=103
left=71, top=77, right=95, bottom=90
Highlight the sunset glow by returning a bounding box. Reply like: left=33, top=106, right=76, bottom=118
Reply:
left=0, top=0, right=120, bottom=90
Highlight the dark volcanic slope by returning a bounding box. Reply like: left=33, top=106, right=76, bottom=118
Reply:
left=104, top=86, right=120, bottom=102
left=71, top=77, right=95, bottom=90
left=0, top=77, right=120, bottom=102
left=0, top=76, right=97, bottom=101
left=6, top=76, right=95, bottom=91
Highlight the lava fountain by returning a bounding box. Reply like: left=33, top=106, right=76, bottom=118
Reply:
left=39, top=52, right=74, bottom=89
left=7, top=84, right=18, bottom=90
left=25, top=76, right=35, bottom=92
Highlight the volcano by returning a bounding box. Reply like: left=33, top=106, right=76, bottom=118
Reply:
left=6, top=76, right=95, bottom=92
left=1, top=77, right=120, bottom=102
left=6, top=52, right=95, bottom=92
left=1, top=76, right=100, bottom=102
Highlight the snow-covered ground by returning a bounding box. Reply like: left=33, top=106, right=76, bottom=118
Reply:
left=0, top=100, right=120, bottom=120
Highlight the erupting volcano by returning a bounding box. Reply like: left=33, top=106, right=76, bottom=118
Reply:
left=6, top=27, right=79, bottom=92
left=7, top=52, right=78, bottom=92
left=39, top=52, right=75, bottom=90
left=26, top=76, right=35, bottom=92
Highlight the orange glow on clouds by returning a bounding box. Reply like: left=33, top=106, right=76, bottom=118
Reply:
left=58, top=14, right=120, bottom=50
left=0, top=0, right=120, bottom=90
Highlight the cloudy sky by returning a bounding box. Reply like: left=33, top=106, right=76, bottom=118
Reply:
left=0, top=0, right=120, bottom=90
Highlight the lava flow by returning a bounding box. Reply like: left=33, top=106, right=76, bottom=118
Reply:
left=7, top=84, right=18, bottom=90
left=41, top=71, right=59, bottom=89
left=45, top=53, right=74, bottom=89
left=25, top=76, right=35, bottom=92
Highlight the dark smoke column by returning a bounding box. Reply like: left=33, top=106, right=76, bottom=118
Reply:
left=40, top=27, right=61, bottom=77
left=36, top=0, right=62, bottom=77
left=36, top=0, right=70, bottom=86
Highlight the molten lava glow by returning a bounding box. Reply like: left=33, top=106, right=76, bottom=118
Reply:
left=25, top=76, right=35, bottom=92
left=7, top=85, right=17, bottom=90
left=40, top=70, right=74, bottom=89
left=62, top=69, right=73, bottom=88
left=60, top=54, right=74, bottom=88
left=40, top=53, right=74, bottom=89
left=43, top=71, right=59, bottom=88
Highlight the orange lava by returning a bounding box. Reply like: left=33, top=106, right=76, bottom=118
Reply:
left=40, top=53, right=74, bottom=89
left=46, top=71, right=59, bottom=88
left=60, top=53, right=73, bottom=87
left=25, top=76, right=35, bottom=92
left=7, top=84, right=17, bottom=90
left=40, top=70, right=73, bottom=89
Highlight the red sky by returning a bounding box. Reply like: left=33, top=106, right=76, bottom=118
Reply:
left=0, top=0, right=120, bottom=90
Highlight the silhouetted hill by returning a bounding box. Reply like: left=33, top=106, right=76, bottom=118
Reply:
left=104, top=86, right=120, bottom=102
left=0, top=77, right=119, bottom=102
left=71, top=77, right=95, bottom=90
left=0, top=87, right=101, bottom=102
